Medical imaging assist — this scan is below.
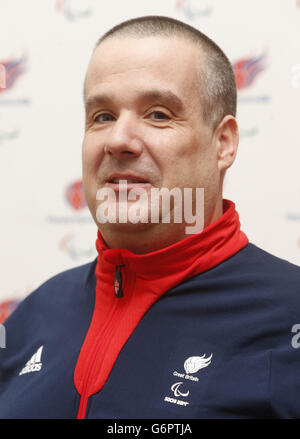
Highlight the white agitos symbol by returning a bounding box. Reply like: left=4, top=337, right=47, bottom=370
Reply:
left=184, top=354, right=213, bottom=374
left=171, top=382, right=190, bottom=398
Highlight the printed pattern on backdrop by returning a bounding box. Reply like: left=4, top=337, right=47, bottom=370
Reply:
left=0, top=0, right=300, bottom=318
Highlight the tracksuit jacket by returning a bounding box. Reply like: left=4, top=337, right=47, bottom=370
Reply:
left=1, top=199, right=300, bottom=419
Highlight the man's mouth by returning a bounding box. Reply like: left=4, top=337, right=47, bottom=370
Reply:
left=104, top=175, right=152, bottom=191
left=108, top=178, right=148, bottom=184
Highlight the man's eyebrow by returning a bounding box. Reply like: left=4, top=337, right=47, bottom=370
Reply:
left=84, top=89, right=184, bottom=113
left=85, top=94, right=112, bottom=111
left=138, top=90, right=184, bottom=112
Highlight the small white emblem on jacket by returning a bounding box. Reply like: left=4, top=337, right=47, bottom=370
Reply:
left=184, top=354, right=213, bottom=374
left=19, top=346, right=44, bottom=375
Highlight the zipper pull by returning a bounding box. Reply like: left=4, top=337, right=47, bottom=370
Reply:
left=114, top=265, right=125, bottom=298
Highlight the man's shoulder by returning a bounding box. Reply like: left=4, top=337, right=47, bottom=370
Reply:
left=240, top=242, right=300, bottom=279
left=224, top=242, right=300, bottom=298
left=4, top=258, right=97, bottom=325
left=222, top=242, right=300, bottom=319
left=36, top=257, right=98, bottom=291
left=28, top=257, right=97, bottom=298
left=184, top=242, right=300, bottom=314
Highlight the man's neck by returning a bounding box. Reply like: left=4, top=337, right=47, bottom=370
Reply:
left=98, top=199, right=223, bottom=254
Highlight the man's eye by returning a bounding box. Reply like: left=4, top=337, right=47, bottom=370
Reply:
left=94, top=113, right=115, bottom=123
left=149, top=111, right=170, bottom=121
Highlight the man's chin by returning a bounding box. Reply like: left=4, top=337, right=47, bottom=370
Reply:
left=94, top=200, right=154, bottom=227
left=98, top=220, right=153, bottom=235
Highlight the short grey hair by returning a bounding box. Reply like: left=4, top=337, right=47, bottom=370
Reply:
left=93, top=15, right=237, bottom=131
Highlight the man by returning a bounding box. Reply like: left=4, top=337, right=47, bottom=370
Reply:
left=0, top=16, right=300, bottom=419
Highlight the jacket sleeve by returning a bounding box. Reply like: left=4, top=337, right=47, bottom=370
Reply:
left=269, top=332, right=300, bottom=418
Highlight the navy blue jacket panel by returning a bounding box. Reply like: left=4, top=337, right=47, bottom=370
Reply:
left=0, top=243, right=300, bottom=419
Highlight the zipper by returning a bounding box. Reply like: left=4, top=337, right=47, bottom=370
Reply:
left=76, top=264, right=126, bottom=419
left=114, top=264, right=125, bottom=298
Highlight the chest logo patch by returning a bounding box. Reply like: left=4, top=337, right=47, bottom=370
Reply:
left=184, top=354, right=213, bottom=374
left=164, top=353, right=213, bottom=408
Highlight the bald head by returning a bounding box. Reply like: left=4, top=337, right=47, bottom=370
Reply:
left=84, top=15, right=237, bottom=131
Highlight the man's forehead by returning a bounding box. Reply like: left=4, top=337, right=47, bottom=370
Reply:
left=84, top=35, right=201, bottom=101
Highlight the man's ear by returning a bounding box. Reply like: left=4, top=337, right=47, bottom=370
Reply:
left=213, top=115, right=239, bottom=173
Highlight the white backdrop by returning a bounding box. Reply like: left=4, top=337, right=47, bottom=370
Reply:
left=1, top=0, right=300, bottom=309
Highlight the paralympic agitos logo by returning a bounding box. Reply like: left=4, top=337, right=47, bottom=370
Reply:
left=59, top=231, right=97, bottom=260
left=56, top=0, right=93, bottom=21
left=176, top=0, right=213, bottom=19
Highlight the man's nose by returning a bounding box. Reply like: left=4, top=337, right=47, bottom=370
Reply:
left=104, top=112, right=143, bottom=159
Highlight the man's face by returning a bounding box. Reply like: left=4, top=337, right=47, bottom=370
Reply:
left=82, top=36, right=221, bottom=240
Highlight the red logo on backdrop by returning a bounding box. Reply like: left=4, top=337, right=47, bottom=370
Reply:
left=0, top=64, right=6, bottom=89
left=0, top=55, right=26, bottom=94
left=65, top=180, right=87, bottom=210
left=233, top=54, right=266, bottom=90
left=0, top=299, right=20, bottom=324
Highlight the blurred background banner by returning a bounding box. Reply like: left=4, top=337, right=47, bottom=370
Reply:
left=1, top=0, right=300, bottom=319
